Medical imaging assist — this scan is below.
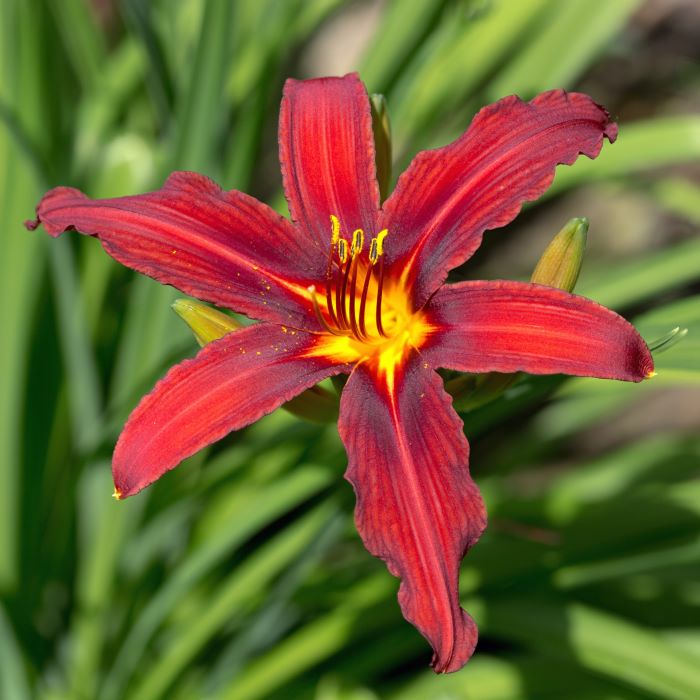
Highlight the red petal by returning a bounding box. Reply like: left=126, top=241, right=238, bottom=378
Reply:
left=381, top=91, right=617, bottom=305
left=279, top=73, right=380, bottom=250
left=113, top=323, right=349, bottom=498
left=338, top=359, right=486, bottom=673
left=26, top=172, right=322, bottom=328
left=425, top=281, right=654, bottom=381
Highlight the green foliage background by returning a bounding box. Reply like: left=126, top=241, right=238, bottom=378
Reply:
left=1, top=1, right=699, bottom=698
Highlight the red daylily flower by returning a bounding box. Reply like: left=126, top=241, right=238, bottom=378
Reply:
left=26, top=74, right=653, bottom=673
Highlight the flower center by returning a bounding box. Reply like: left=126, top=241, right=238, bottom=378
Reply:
left=308, top=215, right=391, bottom=344
left=306, top=216, right=431, bottom=374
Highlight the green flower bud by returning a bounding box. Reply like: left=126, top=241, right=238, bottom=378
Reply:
left=171, top=298, right=240, bottom=347
left=531, top=217, right=588, bottom=293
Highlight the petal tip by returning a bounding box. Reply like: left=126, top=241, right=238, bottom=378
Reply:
left=25, top=186, right=89, bottom=238
left=604, top=118, right=619, bottom=144
left=638, top=345, right=655, bottom=382
left=599, top=105, right=618, bottom=144
left=111, top=473, right=144, bottom=500
left=430, top=609, right=479, bottom=674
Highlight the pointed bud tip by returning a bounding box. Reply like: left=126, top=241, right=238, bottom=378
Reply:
left=569, top=217, right=588, bottom=239
left=171, top=298, right=192, bottom=314
left=112, top=487, right=123, bottom=501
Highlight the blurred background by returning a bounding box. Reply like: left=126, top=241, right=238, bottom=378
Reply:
left=1, top=1, right=700, bottom=698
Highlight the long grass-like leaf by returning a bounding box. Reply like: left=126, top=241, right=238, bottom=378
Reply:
left=486, top=0, right=641, bottom=98
left=46, top=0, right=107, bottom=92
left=101, top=464, right=333, bottom=700
left=485, top=600, right=700, bottom=700
left=128, top=503, right=337, bottom=700
left=47, top=239, right=103, bottom=452
left=0, top=605, right=30, bottom=700
left=550, top=117, right=700, bottom=193
left=578, top=238, right=700, bottom=310
left=0, top=0, right=49, bottom=592
left=172, top=0, right=233, bottom=173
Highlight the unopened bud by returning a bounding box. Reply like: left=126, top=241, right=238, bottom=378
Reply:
left=370, top=94, right=392, bottom=202
left=172, top=298, right=240, bottom=347
left=531, top=217, right=588, bottom=293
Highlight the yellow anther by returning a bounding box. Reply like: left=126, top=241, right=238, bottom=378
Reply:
left=338, top=239, right=348, bottom=264
left=330, top=214, right=340, bottom=244
left=369, top=239, right=378, bottom=264
left=351, top=229, right=365, bottom=256
left=369, top=229, right=389, bottom=264
left=375, top=228, right=388, bottom=256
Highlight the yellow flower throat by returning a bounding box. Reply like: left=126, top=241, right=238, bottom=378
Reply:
left=307, top=215, right=431, bottom=377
